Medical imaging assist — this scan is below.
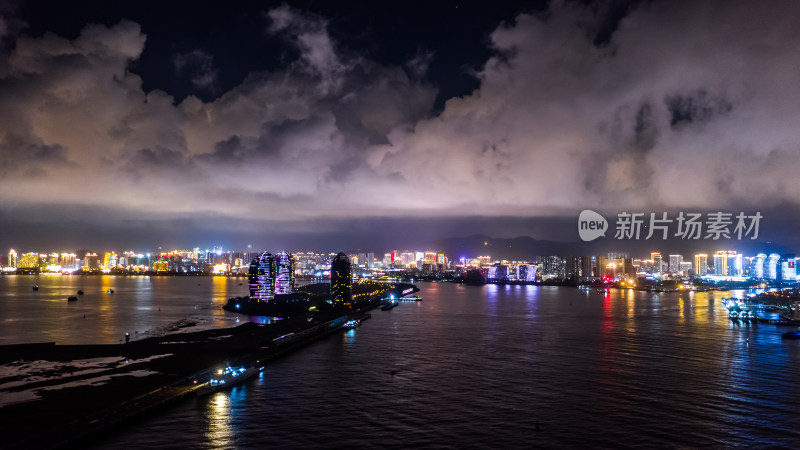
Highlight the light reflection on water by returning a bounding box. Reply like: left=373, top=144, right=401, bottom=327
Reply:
left=86, top=282, right=800, bottom=448
left=0, top=275, right=248, bottom=344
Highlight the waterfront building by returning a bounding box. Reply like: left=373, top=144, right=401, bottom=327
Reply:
left=597, top=256, right=610, bottom=277
left=580, top=256, right=595, bottom=279
left=669, top=255, right=683, bottom=273
left=780, top=254, right=797, bottom=283
left=679, top=261, right=693, bottom=276
left=84, top=253, right=99, bottom=270
left=694, top=254, right=708, bottom=276
left=565, top=256, right=581, bottom=280
left=751, top=253, right=767, bottom=278
left=727, top=252, right=743, bottom=277
left=651, top=253, right=663, bottom=277
left=275, top=251, right=294, bottom=295
left=18, top=252, right=39, bottom=269
left=516, top=264, right=537, bottom=282
left=331, top=252, right=352, bottom=306
left=540, top=256, right=566, bottom=279
left=153, top=260, right=169, bottom=272
left=8, top=249, right=17, bottom=268
left=103, top=252, right=118, bottom=269
left=713, top=251, right=728, bottom=276
left=249, top=252, right=276, bottom=301
left=766, top=253, right=780, bottom=280
left=60, top=253, right=76, bottom=268
left=487, top=264, right=509, bottom=281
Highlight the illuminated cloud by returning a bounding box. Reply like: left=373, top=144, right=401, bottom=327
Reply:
left=2, top=1, right=800, bottom=247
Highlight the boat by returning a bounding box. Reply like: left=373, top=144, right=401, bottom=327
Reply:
left=32, top=285, right=39, bottom=291
left=781, top=330, right=800, bottom=339
left=67, top=296, right=78, bottom=302
left=77, top=289, right=84, bottom=295
left=107, top=289, right=114, bottom=294
left=381, top=301, right=399, bottom=311
left=344, top=319, right=361, bottom=328
left=196, top=364, right=263, bottom=396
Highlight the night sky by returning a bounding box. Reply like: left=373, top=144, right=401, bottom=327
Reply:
left=2, top=0, right=800, bottom=254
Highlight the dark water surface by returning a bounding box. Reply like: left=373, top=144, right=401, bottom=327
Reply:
left=0, top=275, right=247, bottom=344
left=81, top=282, right=800, bottom=448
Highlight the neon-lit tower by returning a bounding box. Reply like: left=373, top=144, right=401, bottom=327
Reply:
left=331, top=252, right=352, bottom=306
left=275, top=251, right=294, bottom=295
left=249, top=252, right=276, bottom=301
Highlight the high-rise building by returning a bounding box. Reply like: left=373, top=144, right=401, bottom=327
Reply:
left=331, top=252, right=352, bottom=306
left=727, top=252, right=743, bottom=277
left=751, top=253, right=767, bottom=278
left=60, top=253, right=76, bottom=268
left=274, top=251, right=294, bottom=295
left=8, top=249, right=17, bottom=268
left=249, top=252, right=276, bottom=301
left=669, top=255, right=683, bottom=273
left=713, top=251, right=728, bottom=276
left=580, top=256, right=595, bottom=279
left=766, top=253, right=780, bottom=280
left=84, top=253, right=99, bottom=269
left=780, top=254, right=797, bottom=283
left=694, top=254, right=708, bottom=276
left=651, top=253, right=663, bottom=277
left=565, top=256, right=580, bottom=279
left=103, top=252, right=118, bottom=269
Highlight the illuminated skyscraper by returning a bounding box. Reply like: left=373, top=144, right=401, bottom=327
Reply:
left=84, top=253, right=99, bottom=269
left=780, top=254, right=796, bottom=283
left=751, top=253, right=767, bottom=278
left=694, top=254, right=708, bottom=276
left=669, top=255, right=683, bottom=273
left=249, top=252, right=276, bottom=301
left=274, top=251, right=294, bottom=295
left=766, top=253, right=780, bottom=280
left=331, top=252, right=352, bottom=306
left=651, top=253, right=663, bottom=277
left=103, top=252, right=118, bottom=269
left=713, top=251, right=728, bottom=276
left=8, top=249, right=17, bottom=268
left=727, top=252, right=743, bottom=277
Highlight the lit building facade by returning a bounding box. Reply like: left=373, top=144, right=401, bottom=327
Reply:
left=766, top=253, right=780, bottom=280
left=751, top=253, right=767, bottom=278
left=274, top=251, right=294, bottom=295
left=8, top=249, right=17, bottom=268
left=331, top=252, right=352, bottom=306
left=249, top=252, right=276, bottom=301
left=694, top=254, right=708, bottom=276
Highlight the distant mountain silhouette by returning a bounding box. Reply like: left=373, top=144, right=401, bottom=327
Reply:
left=424, top=234, right=779, bottom=261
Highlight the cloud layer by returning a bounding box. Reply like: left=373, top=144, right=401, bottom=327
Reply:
left=2, top=1, right=800, bottom=243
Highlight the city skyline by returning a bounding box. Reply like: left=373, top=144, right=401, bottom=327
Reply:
left=3, top=1, right=800, bottom=250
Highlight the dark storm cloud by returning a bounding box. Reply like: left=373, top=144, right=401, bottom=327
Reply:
left=2, top=1, right=800, bottom=247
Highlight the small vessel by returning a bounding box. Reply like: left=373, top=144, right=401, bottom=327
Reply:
left=77, top=289, right=84, bottom=295
left=107, top=289, right=114, bottom=294
left=32, top=285, right=39, bottom=291
left=344, top=319, right=361, bottom=328
left=381, top=301, right=399, bottom=311
left=196, top=364, right=262, bottom=396
left=67, top=296, right=78, bottom=302
left=781, top=330, right=800, bottom=339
